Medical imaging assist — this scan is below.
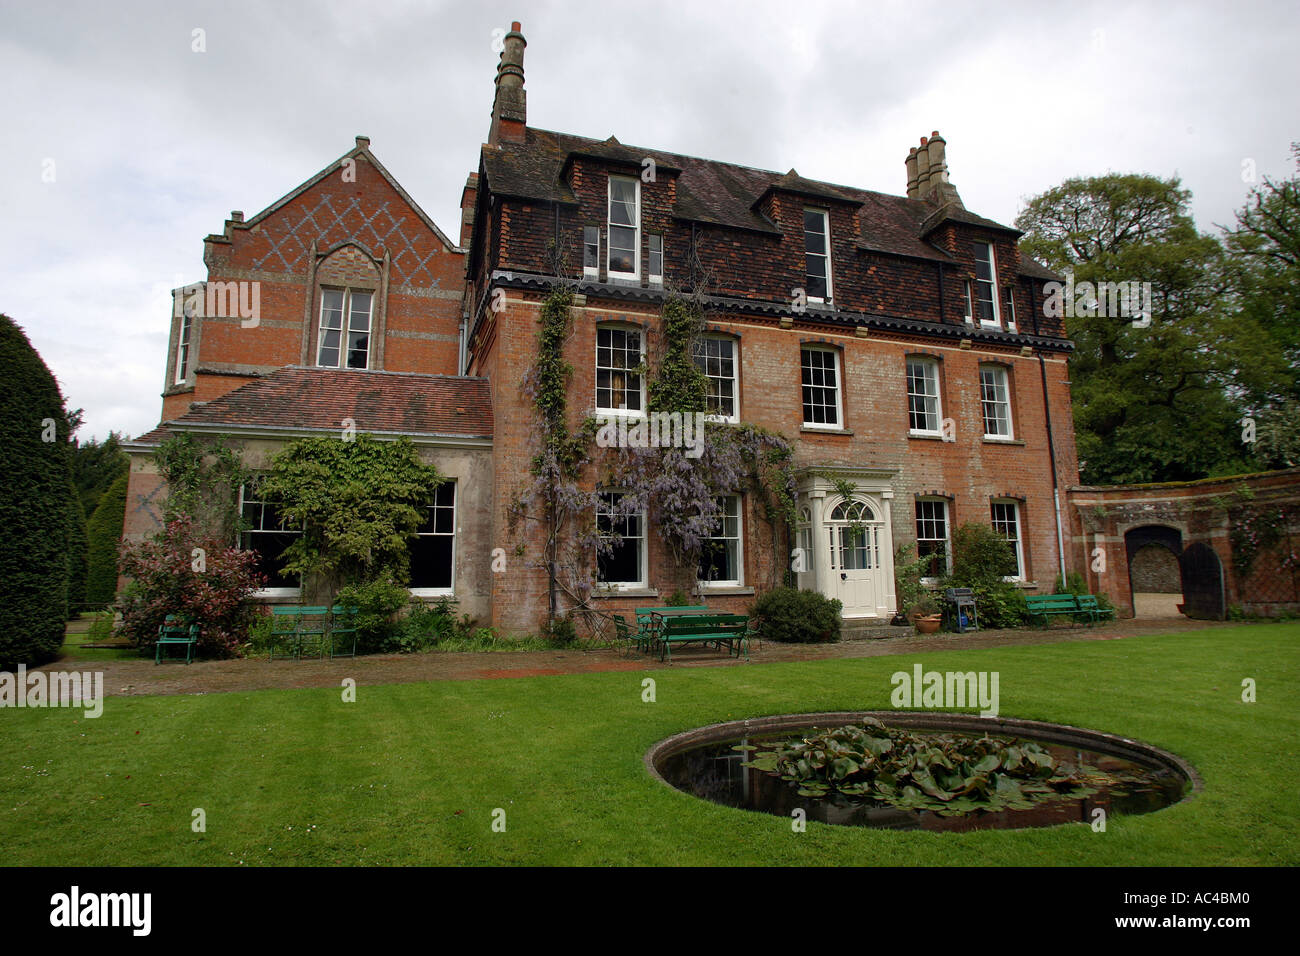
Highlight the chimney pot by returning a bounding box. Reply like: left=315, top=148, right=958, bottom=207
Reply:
left=511, top=20, right=521, bottom=31
left=356, top=135, right=370, bottom=148
left=230, top=210, right=244, bottom=222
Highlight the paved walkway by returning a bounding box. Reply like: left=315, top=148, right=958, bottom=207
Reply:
left=45, top=618, right=1240, bottom=699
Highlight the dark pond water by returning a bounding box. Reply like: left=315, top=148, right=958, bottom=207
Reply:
left=657, top=726, right=1190, bottom=832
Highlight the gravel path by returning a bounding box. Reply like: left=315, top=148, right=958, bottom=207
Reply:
left=43, top=617, right=1240, bottom=699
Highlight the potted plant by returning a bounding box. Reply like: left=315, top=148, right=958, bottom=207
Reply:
left=909, top=596, right=943, bottom=634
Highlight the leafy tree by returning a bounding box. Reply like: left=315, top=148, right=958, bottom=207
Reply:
left=85, top=471, right=129, bottom=605
left=1016, top=174, right=1263, bottom=483
left=70, top=431, right=129, bottom=517
left=1222, top=145, right=1300, bottom=470
left=258, top=434, right=444, bottom=596
left=0, top=314, right=73, bottom=666
left=66, top=483, right=88, bottom=616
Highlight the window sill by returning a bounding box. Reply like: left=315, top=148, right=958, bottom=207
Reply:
left=801, top=425, right=853, bottom=435
left=982, top=437, right=1025, bottom=446
left=592, top=587, right=659, bottom=599
left=908, top=431, right=949, bottom=441
left=410, top=589, right=455, bottom=598
left=697, top=584, right=753, bottom=595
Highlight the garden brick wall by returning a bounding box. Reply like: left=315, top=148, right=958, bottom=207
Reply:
left=1070, top=467, right=1300, bottom=618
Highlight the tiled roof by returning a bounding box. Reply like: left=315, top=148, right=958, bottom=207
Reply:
left=482, top=127, right=1046, bottom=273
left=155, top=367, right=493, bottom=440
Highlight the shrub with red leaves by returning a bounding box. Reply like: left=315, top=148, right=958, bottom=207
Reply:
left=117, top=516, right=266, bottom=658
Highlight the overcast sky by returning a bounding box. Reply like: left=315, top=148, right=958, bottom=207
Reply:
left=1, top=0, right=1295, bottom=442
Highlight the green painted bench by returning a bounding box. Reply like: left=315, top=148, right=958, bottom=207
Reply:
left=1073, top=594, right=1115, bottom=624
left=328, top=605, right=359, bottom=658
left=633, top=606, right=708, bottom=653
left=651, top=612, right=751, bottom=663
left=1025, top=594, right=1082, bottom=626
left=156, top=615, right=199, bottom=664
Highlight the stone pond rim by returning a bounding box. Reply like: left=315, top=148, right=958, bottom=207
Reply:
left=645, top=710, right=1204, bottom=799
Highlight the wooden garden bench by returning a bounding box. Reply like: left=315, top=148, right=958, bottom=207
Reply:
left=269, top=606, right=360, bottom=660
left=268, top=606, right=330, bottom=660
left=328, top=605, right=359, bottom=658
left=156, top=615, right=199, bottom=664
left=633, top=606, right=708, bottom=653
left=650, top=612, right=751, bottom=663
left=1073, top=594, right=1115, bottom=624
left=1025, top=594, right=1083, bottom=627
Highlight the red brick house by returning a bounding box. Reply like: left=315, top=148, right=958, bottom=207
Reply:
left=125, top=21, right=1081, bottom=635
left=464, top=24, right=1078, bottom=632
left=122, top=139, right=496, bottom=620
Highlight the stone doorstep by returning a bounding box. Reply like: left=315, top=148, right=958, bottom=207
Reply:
left=840, top=623, right=914, bottom=641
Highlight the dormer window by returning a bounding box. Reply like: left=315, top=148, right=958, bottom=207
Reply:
left=583, top=226, right=600, bottom=279
left=607, top=176, right=640, bottom=280
left=973, top=242, right=1000, bottom=327
left=318, top=289, right=372, bottom=369
left=804, top=209, right=832, bottom=302
left=648, top=234, right=663, bottom=285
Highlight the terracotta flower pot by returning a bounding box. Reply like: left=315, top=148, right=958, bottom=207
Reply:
left=914, top=614, right=942, bottom=634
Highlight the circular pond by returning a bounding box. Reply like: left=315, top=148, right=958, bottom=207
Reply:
left=647, top=711, right=1200, bottom=832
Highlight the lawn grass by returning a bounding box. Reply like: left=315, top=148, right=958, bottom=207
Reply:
left=2, top=622, right=1296, bottom=866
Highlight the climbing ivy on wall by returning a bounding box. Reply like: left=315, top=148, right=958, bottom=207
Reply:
left=512, top=286, right=800, bottom=637
left=1230, top=503, right=1300, bottom=576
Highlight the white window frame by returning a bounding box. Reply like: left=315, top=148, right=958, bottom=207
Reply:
left=648, top=234, right=663, bottom=285
left=174, top=306, right=193, bottom=384
left=906, top=357, right=943, bottom=436
left=804, top=208, right=832, bottom=303
left=237, top=480, right=302, bottom=598
left=595, top=324, right=645, bottom=417
left=800, top=346, right=842, bottom=429
left=980, top=365, right=1014, bottom=439
left=990, top=500, right=1025, bottom=581
left=693, top=335, right=739, bottom=424
left=317, top=288, right=374, bottom=370
left=963, top=280, right=974, bottom=325
left=409, top=481, right=457, bottom=597
left=607, top=176, right=640, bottom=282
left=698, top=494, right=743, bottom=588
left=915, top=498, right=951, bottom=582
left=596, top=490, right=647, bottom=590
left=796, top=506, right=815, bottom=582
left=583, top=226, right=601, bottom=279
left=1003, top=286, right=1018, bottom=332
left=973, top=242, right=1001, bottom=328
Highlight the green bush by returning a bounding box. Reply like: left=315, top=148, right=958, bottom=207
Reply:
left=942, top=523, right=1027, bottom=629
left=85, top=471, right=128, bottom=605
left=0, top=314, right=73, bottom=667
left=337, top=575, right=410, bottom=653
left=541, top=614, right=577, bottom=647
left=751, top=587, right=843, bottom=643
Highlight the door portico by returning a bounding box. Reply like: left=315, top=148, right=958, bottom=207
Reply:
left=795, top=467, right=898, bottom=620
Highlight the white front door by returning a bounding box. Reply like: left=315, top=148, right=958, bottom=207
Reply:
left=826, top=498, right=884, bottom=618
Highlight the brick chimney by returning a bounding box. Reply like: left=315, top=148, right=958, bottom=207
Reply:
left=906, top=131, right=963, bottom=207
left=460, top=173, right=479, bottom=248
left=488, top=22, right=527, bottom=146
